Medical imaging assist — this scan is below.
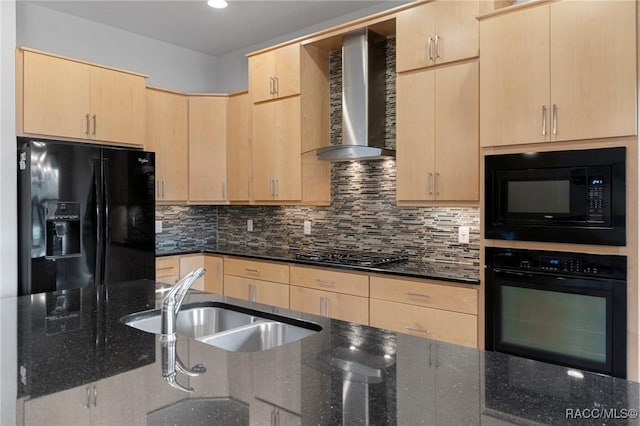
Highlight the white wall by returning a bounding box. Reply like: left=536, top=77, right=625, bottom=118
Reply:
left=0, top=4, right=18, bottom=426
left=216, top=1, right=410, bottom=92
left=0, top=0, right=17, bottom=299
left=17, top=2, right=218, bottom=92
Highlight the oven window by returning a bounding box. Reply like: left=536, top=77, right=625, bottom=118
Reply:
left=507, top=180, right=570, bottom=214
left=501, top=286, right=606, bottom=363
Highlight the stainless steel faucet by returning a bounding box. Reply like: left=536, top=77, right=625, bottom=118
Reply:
left=160, top=268, right=207, bottom=393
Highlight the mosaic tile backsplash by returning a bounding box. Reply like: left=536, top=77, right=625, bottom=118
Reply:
left=155, top=36, right=480, bottom=267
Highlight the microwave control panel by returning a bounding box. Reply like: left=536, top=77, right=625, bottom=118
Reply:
left=586, top=173, right=607, bottom=223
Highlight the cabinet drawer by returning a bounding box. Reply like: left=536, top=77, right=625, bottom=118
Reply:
left=290, top=266, right=369, bottom=297
left=225, top=258, right=289, bottom=283
left=370, top=276, right=477, bottom=315
left=156, top=257, right=179, bottom=277
left=370, top=299, right=477, bottom=348
left=224, top=275, right=289, bottom=309
left=290, top=286, right=368, bottom=325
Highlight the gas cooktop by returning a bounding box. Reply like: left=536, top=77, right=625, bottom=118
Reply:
left=294, top=251, right=409, bottom=267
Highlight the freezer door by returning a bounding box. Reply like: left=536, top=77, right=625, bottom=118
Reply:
left=101, top=148, right=155, bottom=284
left=18, top=139, right=103, bottom=295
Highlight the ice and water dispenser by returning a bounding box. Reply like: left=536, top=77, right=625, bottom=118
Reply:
left=44, top=202, right=81, bottom=258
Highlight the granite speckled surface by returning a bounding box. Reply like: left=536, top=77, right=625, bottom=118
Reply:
left=156, top=244, right=480, bottom=284
left=7, top=281, right=639, bottom=425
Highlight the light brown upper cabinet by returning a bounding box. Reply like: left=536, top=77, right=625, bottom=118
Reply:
left=480, top=1, right=637, bottom=147
left=252, top=96, right=302, bottom=201
left=396, top=61, right=479, bottom=203
left=188, top=95, right=228, bottom=203
left=249, top=43, right=301, bottom=103
left=145, top=88, right=188, bottom=203
left=249, top=44, right=330, bottom=205
left=18, top=48, right=146, bottom=146
left=396, top=0, right=479, bottom=73
left=227, top=91, right=252, bottom=202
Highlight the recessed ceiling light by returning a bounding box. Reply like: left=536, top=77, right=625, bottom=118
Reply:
left=207, top=0, right=228, bottom=9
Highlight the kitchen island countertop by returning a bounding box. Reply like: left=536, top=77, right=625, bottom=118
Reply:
left=156, top=244, right=480, bottom=285
left=6, top=280, right=639, bottom=425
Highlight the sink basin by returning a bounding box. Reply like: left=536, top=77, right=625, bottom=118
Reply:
left=120, top=302, right=256, bottom=338
left=197, top=320, right=318, bottom=352
left=120, top=301, right=322, bottom=351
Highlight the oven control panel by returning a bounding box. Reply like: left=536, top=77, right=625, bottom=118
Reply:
left=487, top=247, right=626, bottom=280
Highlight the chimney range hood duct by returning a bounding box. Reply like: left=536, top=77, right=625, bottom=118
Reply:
left=315, top=28, right=392, bottom=161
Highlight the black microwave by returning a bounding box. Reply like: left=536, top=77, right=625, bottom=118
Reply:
left=485, top=147, right=626, bottom=246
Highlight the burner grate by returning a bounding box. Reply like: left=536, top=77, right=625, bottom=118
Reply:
left=295, top=251, right=408, bottom=267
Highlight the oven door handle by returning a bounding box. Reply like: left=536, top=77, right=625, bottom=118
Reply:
left=490, top=268, right=533, bottom=278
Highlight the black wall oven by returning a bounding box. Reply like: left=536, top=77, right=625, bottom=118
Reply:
left=485, top=147, right=626, bottom=245
left=485, top=247, right=627, bottom=378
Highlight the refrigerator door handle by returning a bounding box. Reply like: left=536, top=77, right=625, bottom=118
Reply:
left=93, top=158, right=103, bottom=286
left=102, top=158, right=110, bottom=285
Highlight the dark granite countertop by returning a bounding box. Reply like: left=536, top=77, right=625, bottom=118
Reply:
left=5, top=280, right=639, bottom=425
left=156, top=244, right=480, bottom=285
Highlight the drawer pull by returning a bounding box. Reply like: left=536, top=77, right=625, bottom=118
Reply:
left=245, top=268, right=260, bottom=274
left=315, top=278, right=335, bottom=286
left=405, top=292, right=431, bottom=299
left=156, top=266, right=175, bottom=271
left=405, top=325, right=431, bottom=335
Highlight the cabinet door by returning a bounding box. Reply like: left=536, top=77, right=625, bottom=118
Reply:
left=480, top=5, right=550, bottom=147
left=273, top=97, right=302, bottom=201
left=434, top=61, right=479, bottom=201
left=188, top=96, right=228, bottom=203
left=89, top=66, right=145, bottom=145
left=227, top=92, right=252, bottom=201
left=433, top=0, right=479, bottom=65
left=252, top=101, right=277, bottom=200
left=146, top=89, right=188, bottom=202
left=92, top=372, right=147, bottom=426
left=204, top=255, right=224, bottom=294
left=179, top=255, right=205, bottom=291
left=325, top=291, right=369, bottom=325
left=274, top=43, right=301, bottom=99
left=254, top=279, right=289, bottom=309
left=396, top=71, right=435, bottom=201
left=23, top=385, right=89, bottom=426
left=249, top=52, right=276, bottom=103
left=396, top=2, right=436, bottom=72
left=290, top=285, right=326, bottom=317
left=156, top=256, right=179, bottom=285
left=550, top=0, right=636, bottom=141
left=224, top=275, right=252, bottom=301
left=22, top=51, right=91, bottom=140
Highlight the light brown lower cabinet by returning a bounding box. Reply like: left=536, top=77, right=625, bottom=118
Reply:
left=250, top=398, right=301, bottom=426
left=289, top=285, right=369, bottom=325
left=224, top=275, right=289, bottom=309
left=369, top=298, right=477, bottom=348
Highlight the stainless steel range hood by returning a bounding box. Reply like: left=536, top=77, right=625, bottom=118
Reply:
left=316, top=28, right=391, bottom=161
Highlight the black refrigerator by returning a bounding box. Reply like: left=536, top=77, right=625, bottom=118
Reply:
left=18, top=137, right=156, bottom=295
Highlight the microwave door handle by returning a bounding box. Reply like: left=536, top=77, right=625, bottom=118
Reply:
left=491, top=268, right=533, bottom=278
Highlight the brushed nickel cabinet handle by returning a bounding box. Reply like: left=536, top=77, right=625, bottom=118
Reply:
left=162, top=180, right=166, bottom=198
left=435, top=172, right=440, bottom=196
left=325, top=297, right=330, bottom=317
left=275, top=179, right=279, bottom=197
left=274, top=76, right=279, bottom=96
left=542, top=105, right=547, bottom=136
left=86, top=386, right=91, bottom=408
left=435, top=34, right=440, bottom=59
left=92, top=114, right=97, bottom=135
left=428, top=172, right=433, bottom=196
left=315, top=278, right=335, bottom=286
left=92, top=385, right=97, bottom=407
left=405, top=292, right=431, bottom=299
left=427, top=37, right=433, bottom=61
left=269, top=77, right=274, bottom=96
left=552, top=103, right=558, bottom=136
left=245, top=268, right=260, bottom=274
left=405, top=325, right=431, bottom=334
left=85, top=114, right=90, bottom=136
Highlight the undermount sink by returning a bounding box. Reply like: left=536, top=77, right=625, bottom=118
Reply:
left=120, top=302, right=256, bottom=338
left=120, top=301, right=321, bottom=352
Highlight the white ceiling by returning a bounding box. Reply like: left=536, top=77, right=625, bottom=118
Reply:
left=27, top=0, right=399, bottom=57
